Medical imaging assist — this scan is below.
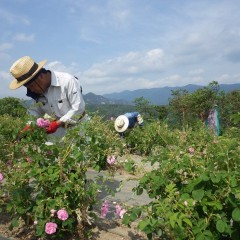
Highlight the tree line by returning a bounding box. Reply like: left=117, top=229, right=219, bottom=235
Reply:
left=0, top=81, right=239, bottom=132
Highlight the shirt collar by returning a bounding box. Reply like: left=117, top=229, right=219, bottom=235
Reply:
left=50, top=71, right=60, bottom=87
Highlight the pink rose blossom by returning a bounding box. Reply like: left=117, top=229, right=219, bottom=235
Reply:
left=107, top=156, right=116, bottom=165
left=115, top=204, right=122, bottom=215
left=0, top=173, right=4, bottom=181
left=119, top=209, right=126, bottom=218
left=45, top=222, right=57, bottom=235
left=101, top=200, right=109, bottom=218
left=36, top=118, right=50, bottom=128
left=188, top=147, right=195, bottom=154
left=50, top=209, right=56, bottom=214
left=115, top=204, right=126, bottom=218
left=57, top=209, right=69, bottom=221
left=26, top=157, right=33, bottom=163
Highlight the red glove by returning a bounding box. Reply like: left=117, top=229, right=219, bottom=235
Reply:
left=46, top=121, right=61, bottom=134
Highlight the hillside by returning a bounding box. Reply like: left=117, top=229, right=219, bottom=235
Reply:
left=102, top=83, right=240, bottom=105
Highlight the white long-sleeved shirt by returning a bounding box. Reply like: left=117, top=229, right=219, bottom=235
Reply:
left=29, top=71, right=85, bottom=124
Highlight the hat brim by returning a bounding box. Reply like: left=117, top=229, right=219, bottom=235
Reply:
left=9, top=60, right=47, bottom=90
left=114, top=115, right=129, bottom=133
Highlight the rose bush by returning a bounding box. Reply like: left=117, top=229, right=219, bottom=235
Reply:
left=122, top=123, right=240, bottom=240
left=1, top=111, right=240, bottom=239
left=0, top=115, right=125, bottom=238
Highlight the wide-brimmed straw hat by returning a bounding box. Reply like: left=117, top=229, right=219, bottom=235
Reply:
left=114, top=115, right=129, bottom=133
left=9, top=56, right=47, bottom=90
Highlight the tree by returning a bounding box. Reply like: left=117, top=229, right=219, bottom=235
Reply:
left=0, top=97, right=27, bottom=118
left=218, top=90, right=240, bottom=129
left=168, top=82, right=221, bottom=128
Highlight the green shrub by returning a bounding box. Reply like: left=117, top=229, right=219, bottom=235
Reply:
left=123, top=124, right=240, bottom=240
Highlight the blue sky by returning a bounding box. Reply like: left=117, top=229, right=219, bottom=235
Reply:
left=1, top=0, right=240, bottom=99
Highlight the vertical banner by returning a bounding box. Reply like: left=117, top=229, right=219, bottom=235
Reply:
left=206, top=107, right=220, bottom=136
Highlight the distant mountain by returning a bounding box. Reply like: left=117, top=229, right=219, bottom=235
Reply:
left=84, top=92, right=130, bottom=105
left=21, top=83, right=240, bottom=108
left=102, top=83, right=240, bottom=105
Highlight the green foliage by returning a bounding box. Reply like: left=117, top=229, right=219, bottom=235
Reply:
left=0, top=88, right=239, bottom=239
left=0, top=115, right=23, bottom=162
left=218, top=90, right=240, bottom=129
left=123, top=124, right=240, bottom=239
left=168, top=82, right=221, bottom=128
left=124, top=121, right=172, bottom=155
left=0, top=115, right=125, bottom=238
left=65, top=115, right=126, bottom=171
left=86, top=104, right=136, bottom=120
left=0, top=97, right=27, bottom=117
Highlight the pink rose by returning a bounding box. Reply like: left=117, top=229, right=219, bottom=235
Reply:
left=115, top=204, right=126, bottom=218
left=50, top=209, right=56, bottom=214
left=188, top=147, right=195, bottom=154
left=45, top=222, right=57, bottom=235
left=26, top=157, right=33, bottom=163
left=0, top=173, right=4, bottom=181
left=119, top=209, right=126, bottom=218
left=101, top=200, right=109, bottom=218
left=107, top=156, right=116, bottom=165
left=115, top=204, right=122, bottom=215
left=36, top=118, right=50, bottom=128
left=57, top=209, right=69, bottom=221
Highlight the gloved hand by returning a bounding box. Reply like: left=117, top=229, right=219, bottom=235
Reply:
left=46, top=121, right=61, bottom=134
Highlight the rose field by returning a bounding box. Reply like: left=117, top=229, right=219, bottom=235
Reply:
left=0, top=83, right=240, bottom=239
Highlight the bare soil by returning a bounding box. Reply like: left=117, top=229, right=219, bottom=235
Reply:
left=0, top=210, right=146, bottom=240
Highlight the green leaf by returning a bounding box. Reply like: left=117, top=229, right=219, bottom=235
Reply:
left=232, top=208, right=240, bottom=222
left=230, top=177, right=238, bottom=188
left=210, top=173, right=221, bottom=183
left=11, top=218, right=19, bottom=228
left=169, top=212, right=178, bottom=228
left=216, top=220, right=225, bottom=233
left=138, top=220, right=149, bottom=230
left=122, top=214, right=131, bottom=226
left=156, top=228, right=163, bottom=237
left=192, top=189, right=204, bottom=201
left=183, top=218, right=192, bottom=227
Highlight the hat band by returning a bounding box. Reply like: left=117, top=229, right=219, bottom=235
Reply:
left=16, top=62, right=38, bottom=82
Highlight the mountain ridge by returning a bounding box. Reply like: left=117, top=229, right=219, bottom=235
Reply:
left=101, top=83, right=240, bottom=105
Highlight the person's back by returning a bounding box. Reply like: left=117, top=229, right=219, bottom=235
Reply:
left=114, top=112, right=144, bottom=137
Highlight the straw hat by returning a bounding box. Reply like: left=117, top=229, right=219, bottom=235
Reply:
left=114, top=115, right=129, bottom=133
left=9, top=56, right=47, bottom=90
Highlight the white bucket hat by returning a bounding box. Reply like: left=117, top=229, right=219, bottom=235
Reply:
left=114, top=115, right=129, bottom=133
left=9, top=56, right=47, bottom=90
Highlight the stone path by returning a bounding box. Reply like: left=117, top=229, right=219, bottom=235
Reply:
left=86, top=154, right=159, bottom=239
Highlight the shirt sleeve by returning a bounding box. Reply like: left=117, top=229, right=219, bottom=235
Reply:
left=59, top=77, right=85, bottom=123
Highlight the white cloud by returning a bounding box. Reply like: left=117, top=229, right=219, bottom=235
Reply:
left=1, top=0, right=240, bottom=99
left=83, top=48, right=165, bottom=81
left=0, top=8, right=30, bottom=25
left=0, top=43, right=12, bottom=51
left=13, top=33, right=35, bottom=42
left=188, top=68, right=205, bottom=76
